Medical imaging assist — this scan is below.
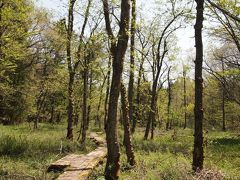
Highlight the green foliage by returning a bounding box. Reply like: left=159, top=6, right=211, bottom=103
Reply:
left=0, top=0, right=34, bottom=122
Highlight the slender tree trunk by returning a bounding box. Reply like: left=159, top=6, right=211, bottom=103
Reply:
left=0, top=2, right=4, bottom=60
left=166, top=67, right=172, bottom=130
left=121, top=82, right=136, bottom=166
left=66, top=0, right=76, bottom=140
left=96, top=75, right=107, bottom=129
left=133, top=51, right=144, bottom=133
left=67, top=73, right=75, bottom=139
left=81, top=60, right=89, bottom=144
left=87, top=69, right=93, bottom=128
left=50, top=104, right=55, bottom=124
left=183, top=69, right=187, bottom=129
left=150, top=92, right=157, bottom=139
left=221, top=60, right=226, bottom=131
left=128, top=0, right=136, bottom=131
left=145, top=63, right=162, bottom=140
left=104, top=56, right=111, bottom=130
left=192, top=0, right=204, bottom=172
left=144, top=83, right=157, bottom=140
left=34, top=91, right=47, bottom=129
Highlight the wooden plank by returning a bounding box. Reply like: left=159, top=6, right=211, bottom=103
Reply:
left=48, top=154, right=84, bottom=172
left=89, top=132, right=106, bottom=146
left=51, top=133, right=107, bottom=180
left=57, top=147, right=107, bottom=180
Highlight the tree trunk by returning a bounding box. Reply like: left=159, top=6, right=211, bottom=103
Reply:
left=102, top=0, right=131, bottom=178
left=87, top=69, right=93, bottom=129
left=121, top=82, right=136, bottom=166
left=221, top=60, right=226, bottom=131
left=192, top=0, right=204, bottom=172
left=166, top=67, right=172, bottom=130
left=50, top=104, right=55, bottom=124
left=133, top=49, right=144, bottom=133
left=128, top=0, right=136, bottom=131
left=34, top=91, right=47, bottom=129
left=150, top=92, right=157, bottom=140
left=67, top=73, right=75, bottom=140
left=81, top=62, right=89, bottom=144
left=144, top=83, right=157, bottom=140
left=104, top=56, right=111, bottom=130
left=66, top=0, right=77, bottom=140
left=145, top=63, right=162, bottom=140
left=96, top=76, right=107, bottom=129
left=183, top=68, right=187, bottom=129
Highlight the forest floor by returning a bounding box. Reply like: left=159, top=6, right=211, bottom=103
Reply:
left=0, top=123, right=97, bottom=179
left=90, top=128, right=240, bottom=180
left=0, top=124, right=239, bottom=180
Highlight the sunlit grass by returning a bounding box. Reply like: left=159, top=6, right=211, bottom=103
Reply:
left=0, top=123, right=96, bottom=179
left=90, top=127, right=240, bottom=179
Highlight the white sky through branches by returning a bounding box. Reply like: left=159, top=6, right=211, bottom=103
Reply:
left=35, top=0, right=198, bottom=77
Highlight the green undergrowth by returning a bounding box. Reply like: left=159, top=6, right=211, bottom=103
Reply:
left=90, top=128, right=240, bottom=180
left=0, top=123, right=96, bottom=179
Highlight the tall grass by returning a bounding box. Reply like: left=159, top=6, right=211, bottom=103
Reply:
left=0, top=123, right=96, bottom=179
left=90, top=128, right=240, bottom=179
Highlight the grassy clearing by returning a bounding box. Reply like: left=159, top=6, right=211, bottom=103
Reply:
left=1, top=124, right=239, bottom=179
left=90, top=128, right=240, bottom=180
left=0, top=123, right=96, bottom=179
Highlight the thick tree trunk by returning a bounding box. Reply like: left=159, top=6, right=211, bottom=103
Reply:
left=104, top=65, right=122, bottom=179
left=121, top=83, right=136, bottom=166
left=102, top=0, right=131, bottom=179
left=192, top=0, right=204, bottom=172
left=128, top=0, right=136, bottom=131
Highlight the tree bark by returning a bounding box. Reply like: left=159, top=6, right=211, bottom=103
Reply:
left=66, top=0, right=91, bottom=140
left=66, top=0, right=76, bottom=140
left=121, top=82, right=136, bottom=166
left=183, top=67, right=187, bottom=129
left=166, top=67, right=172, bottom=130
left=80, top=57, right=89, bottom=144
left=221, top=60, right=226, bottom=131
left=133, top=45, right=145, bottom=133
left=192, top=0, right=204, bottom=172
left=144, top=40, right=168, bottom=140
left=102, top=0, right=131, bottom=179
left=104, top=56, right=111, bottom=130
left=67, top=72, right=75, bottom=140
left=96, top=74, right=107, bottom=129
left=128, top=0, right=136, bottom=132
left=144, top=82, right=157, bottom=140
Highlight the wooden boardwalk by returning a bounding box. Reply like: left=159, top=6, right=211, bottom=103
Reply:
left=48, top=132, right=107, bottom=180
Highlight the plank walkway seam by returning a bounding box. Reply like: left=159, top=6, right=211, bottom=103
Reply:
left=48, top=132, right=107, bottom=180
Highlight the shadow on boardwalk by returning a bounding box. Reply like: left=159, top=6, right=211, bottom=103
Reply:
left=48, top=132, right=107, bottom=180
